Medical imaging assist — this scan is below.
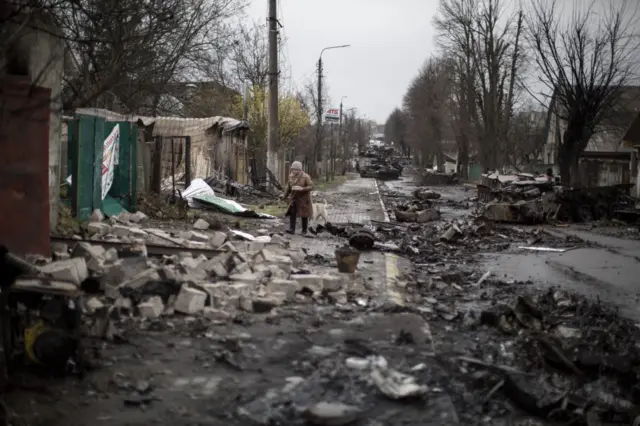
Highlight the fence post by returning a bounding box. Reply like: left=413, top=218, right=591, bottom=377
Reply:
left=152, top=135, right=162, bottom=193
left=184, top=136, right=191, bottom=188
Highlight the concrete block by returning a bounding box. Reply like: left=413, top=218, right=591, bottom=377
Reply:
left=203, top=283, right=226, bottom=307
left=329, top=290, right=348, bottom=304
left=129, top=228, right=148, bottom=238
left=193, top=218, right=210, bottom=230
left=231, top=262, right=251, bottom=275
left=131, top=211, right=148, bottom=223
left=112, top=224, right=133, bottom=238
left=219, top=241, right=238, bottom=252
left=292, top=274, right=324, bottom=294
left=104, top=248, right=119, bottom=263
left=72, top=242, right=106, bottom=262
left=229, top=272, right=260, bottom=285
left=138, top=296, right=164, bottom=318
left=85, top=297, right=104, bottom=314
left=88, top=222, right=111, bottom=236
left=252, top=295, right=284, bottom=313
left=118, top=267, right=161, bottom=292
left=174, top=286, right=207, bottom=315
left=188, top=231, right=210, bottom=243
left=180, top=257, right=201, bottom=271
left=322, top=275, right=343, bottom=292
left=89, top=209, right=105, bottom=222
left=268, top=265, right=289, bottom=279
left=203, top=307, right=233, bottom=321
left=203, top=254, right=230, bottom=277
left=228, top=283, right=252, bottom=297
left=40, top=258, right=88, bottom=285
left=266, top=279, right=300, bottom=301
left=270, top=234, right=288, bottom=246
left=288, top=249, right=306, bottom=267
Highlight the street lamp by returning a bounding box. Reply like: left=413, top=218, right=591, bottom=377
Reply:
left=315, top=44, right=350, bottom=180
left=335, top=96, right=348, bottom=177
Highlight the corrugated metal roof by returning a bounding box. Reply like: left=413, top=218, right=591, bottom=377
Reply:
left=74, top=108, right=250, bottom=134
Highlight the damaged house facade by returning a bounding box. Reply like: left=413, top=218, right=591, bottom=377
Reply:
left=68, top=108, right=250, bottom=194
left=543, top=86, right=640, bottom=188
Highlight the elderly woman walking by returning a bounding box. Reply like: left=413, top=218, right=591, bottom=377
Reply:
left=283, top=161, right=314, bottom=235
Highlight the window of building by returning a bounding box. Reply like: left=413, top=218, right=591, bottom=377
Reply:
left=5, top=42, right=30, bottom=76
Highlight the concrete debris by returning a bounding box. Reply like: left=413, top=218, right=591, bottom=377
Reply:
left=88, top=222, right=111, bottom=236
left=193, top=218, right=210, bottom=230
left=174, top=285, right=207, bottom=314
left=40, top=257, right=88, bottom=285
left=138, top=296, right=165, bottom=318
left=89, top=209, right=105, bottom=222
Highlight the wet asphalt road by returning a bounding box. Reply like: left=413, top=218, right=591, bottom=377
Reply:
left=481, top=223, right=640, bottom=321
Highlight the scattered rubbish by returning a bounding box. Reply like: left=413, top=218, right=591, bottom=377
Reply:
left=475, top=269, right=492, bottom=286
left=181, top=178, right=215, bottom=208
left=193, top=193, right=276, bottom=218
left=517, top=246, right=569, bottom=253
left=304, top=402, right=361, bottom=426
left=370, top=366, right=428, bottom=400
left=348, top=229, right=375, bottom=250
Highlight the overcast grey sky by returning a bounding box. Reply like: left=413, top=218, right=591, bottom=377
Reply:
left=246, top=0, right=438, bottom=124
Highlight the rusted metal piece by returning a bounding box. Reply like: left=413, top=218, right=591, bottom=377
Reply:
left=0, top=77, right=52, bottom=256
left=50, top=237, right=224, bottom=258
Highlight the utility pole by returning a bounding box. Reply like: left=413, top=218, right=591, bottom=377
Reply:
left=242, top=81, right=249, bottom=120
left=267, top=0, right=278, bottom=188
left=315, top=57, right=323, bottom=179
left=315, top=44, right=350, bottom=179
left=338, top=97, right=344, bottom=175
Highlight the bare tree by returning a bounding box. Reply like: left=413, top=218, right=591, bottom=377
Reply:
left=384, top=108, right=409, bottom=155
left=434, top=0, right=525, bottom=171
left=507, top=106, right=547, bottom=169
left=1, top=0, right=244, bottom=113
left=402, top=56, right=454, bottom=170
left=527, top=0, right=640, bottom=185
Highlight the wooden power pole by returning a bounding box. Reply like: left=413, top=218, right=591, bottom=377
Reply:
left=267, top=0, right=279, bottom=187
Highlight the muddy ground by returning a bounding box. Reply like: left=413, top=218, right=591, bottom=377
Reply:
left=5, top=172, right=640, bottom=426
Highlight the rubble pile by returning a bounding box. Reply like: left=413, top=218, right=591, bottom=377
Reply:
left=373, top=219, right=574, bottom=261
left=472, top=290, right=640, bottom=424
left=47, top=236, right=360, bottom=332
left=394, top=247, right=640, bottom=424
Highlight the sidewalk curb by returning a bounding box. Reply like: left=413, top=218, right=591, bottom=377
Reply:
left=375, top=179, right=404, bottom=307
left=384, top=253, right=405, bottom=307
left=374, top=179, right=391, bottom=223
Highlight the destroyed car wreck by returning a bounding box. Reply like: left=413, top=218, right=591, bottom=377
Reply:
left=478, top=172, right=638, bottom=224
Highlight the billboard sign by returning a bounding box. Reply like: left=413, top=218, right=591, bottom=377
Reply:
left=325, top=107, right=340, bottom=122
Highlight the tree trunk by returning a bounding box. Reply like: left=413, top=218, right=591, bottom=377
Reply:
left=457, top=135, right=469, bottom=180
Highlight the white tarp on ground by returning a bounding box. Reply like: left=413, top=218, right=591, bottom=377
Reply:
left=181, top=178, right=215, bottom=208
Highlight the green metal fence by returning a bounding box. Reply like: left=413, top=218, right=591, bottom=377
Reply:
left=67, top=114, right=138, bottom=219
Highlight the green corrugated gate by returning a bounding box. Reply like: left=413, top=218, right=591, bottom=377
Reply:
left=67, top=114, right=137, bottom=219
